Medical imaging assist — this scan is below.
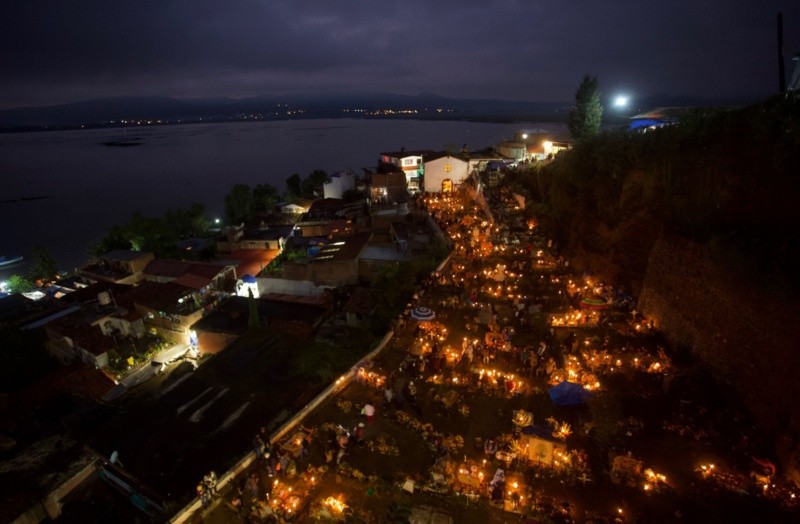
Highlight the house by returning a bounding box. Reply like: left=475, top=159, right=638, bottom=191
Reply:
left=378, top=149, right=435, bottom=192
left=46, top=316, right=118, bottom=369
left=142, top=259, right=237, bottom=292
left=282, top=232, right=373, bottom=287
left=116, top=281, right=206, bottom=344
left=78, top=250, right=154, bottom=285
left=191, top=296, right=326, bottom=353
left=366, top=165, right=409, bottom=203
left=357, top=243, right=410, bottom=281
left=497, top=131, right=568, bottom=162
left=423, top=153, right=470, bottom=193
left=323, top=170, right=356, bottom=199
left=292, top=199, right=365, bottom=237
left=217, top=224, right=292, bottom=252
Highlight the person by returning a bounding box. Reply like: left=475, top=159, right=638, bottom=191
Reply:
left=336, top=432, right=350, bottom=464
left=299, top=435, right=310, bottom=461
left=278, top=451, right=290, bottom=476
left=245, top=472, right=260, bottom=498
left=407, top=381, right=417, bottom=401
left=203, top=471, right=218, bottom=496
left=353, top=422, right=366, bottom=444
left=228, top=493, right=243, bottom=517
left=197, top=484, right=211, bottom=510
left=384, top=387, right=394, bottom=407
left=362, top=402, right=376, bottom=423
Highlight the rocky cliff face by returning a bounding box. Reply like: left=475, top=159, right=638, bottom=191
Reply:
left=637, top=234, right=800, bottom=481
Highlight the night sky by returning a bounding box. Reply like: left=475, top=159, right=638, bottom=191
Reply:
left=2, top=0, right=799, bottom=110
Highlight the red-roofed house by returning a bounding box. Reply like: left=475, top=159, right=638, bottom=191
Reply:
left=142, top=259, right=236, bottom=291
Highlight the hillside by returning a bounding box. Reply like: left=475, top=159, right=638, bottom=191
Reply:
left=516, top=94, right=800, bottom=480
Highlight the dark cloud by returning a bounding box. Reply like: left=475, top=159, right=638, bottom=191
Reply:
left=1, top=0, right=799, bottom=108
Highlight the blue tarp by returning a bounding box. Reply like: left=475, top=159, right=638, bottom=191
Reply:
left=548, top=381, right=591, bottom=406
left=241, top=274, right=257, bottom=284
left=629, top=118, right=666, bottom=130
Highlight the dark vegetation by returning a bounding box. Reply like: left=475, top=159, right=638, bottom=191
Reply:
left=0, top=327, right=56, bottom=392
left=511, top=95, right=800, bottom=294
left=91, top=202, right=212, bottom=260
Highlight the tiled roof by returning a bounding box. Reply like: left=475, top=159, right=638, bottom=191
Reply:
left=116, top=281, right=196, bottom=314
left=144, top=259, right=231, bottom=280
left=58, top=282, right=132, bottom=304
left=173, top=273, right=212, bottom=290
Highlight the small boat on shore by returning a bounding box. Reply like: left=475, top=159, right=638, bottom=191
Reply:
left=0, top=255, right=23, bottom=268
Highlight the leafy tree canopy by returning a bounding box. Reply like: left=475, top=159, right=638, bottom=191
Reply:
left=568, top=74, right=603, bottom=141
left=224, top=184, right=253, bottom=225
left=6, top=274, right=35, bottom=293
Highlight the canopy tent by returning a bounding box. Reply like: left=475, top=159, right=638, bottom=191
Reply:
left=410, top=306, right=436, bottom=322
left=548, top=381, right=591, bottom=406
left=579, top=298, right=610, bottom=310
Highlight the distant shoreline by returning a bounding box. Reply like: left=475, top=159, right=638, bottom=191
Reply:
left=0, top=113, right=567, bottom=135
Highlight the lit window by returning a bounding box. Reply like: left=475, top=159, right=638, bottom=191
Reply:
left=445, top=164, right=452, bottom=172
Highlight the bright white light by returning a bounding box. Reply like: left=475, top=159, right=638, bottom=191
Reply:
left=614, top=95, right=629, bottom=108
left=214, top=218, right=220, bottom=224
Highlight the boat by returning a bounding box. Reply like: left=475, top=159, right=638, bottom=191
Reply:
left=0, top=255, right=23, bottom=268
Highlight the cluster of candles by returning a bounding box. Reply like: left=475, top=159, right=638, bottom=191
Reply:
left=356, top=368, right=386, bottom=388
left=550, top=310, right=599, bottom=327
left=322, top=495, right=347, bottom=514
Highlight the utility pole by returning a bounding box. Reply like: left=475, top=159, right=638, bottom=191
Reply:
left=778, top=12, right=786, bottom=93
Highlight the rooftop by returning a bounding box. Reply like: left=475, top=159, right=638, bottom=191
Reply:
left=309, top=232, right=372, bottom=262
left=116, top=281, right=197, bottom=315
left=102, top=249, right=153, bottom=262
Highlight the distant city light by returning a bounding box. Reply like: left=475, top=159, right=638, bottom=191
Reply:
left=613, top=95, right=629, bottom=108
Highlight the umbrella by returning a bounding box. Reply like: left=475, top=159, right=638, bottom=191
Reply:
left=410, top=306, right=436, bottom=321
left=548, top=381, right=591, bottom=406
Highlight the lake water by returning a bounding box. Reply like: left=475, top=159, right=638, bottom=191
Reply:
left=0, top=119, right=564, bottom=277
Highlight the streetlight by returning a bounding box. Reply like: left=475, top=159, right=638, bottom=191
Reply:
left=613, top=95, right=629, bottom=108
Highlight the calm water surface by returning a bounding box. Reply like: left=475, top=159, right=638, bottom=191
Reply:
left=0, top=119, right=564, bottom=274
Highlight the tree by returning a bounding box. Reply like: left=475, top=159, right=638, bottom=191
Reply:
left=301, top=169, right=330, bottom=197
left=253, top=183, right=279, bottom=214
left=6, top=274, right=35, bottom=293
left=165, top=202, right=209, bottom=238
left=285, top=173, right=302, bottom=198
left=28, top=244, right=58, bottom=283
left=568, top=74, right=603, bottom=141
left=224, top=184, right=253, bottom=225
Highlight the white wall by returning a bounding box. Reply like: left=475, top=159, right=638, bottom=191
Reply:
left=423, top=156, right=469, bottom=193
left=257, top=277, right=331, bottom=297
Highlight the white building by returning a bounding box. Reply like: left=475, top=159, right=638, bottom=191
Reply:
left=423, top=154, right=470, bottom=193
left=323, top=170, right=356, bottom=199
